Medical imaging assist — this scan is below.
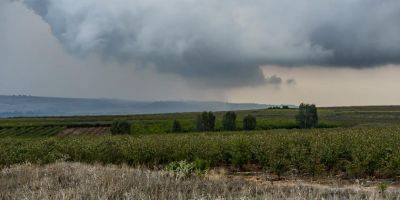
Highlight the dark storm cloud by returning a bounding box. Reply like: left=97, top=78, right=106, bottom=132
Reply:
left=21, top=0, right=400, bottom=88
left=309, top=1, right=400, bottom=67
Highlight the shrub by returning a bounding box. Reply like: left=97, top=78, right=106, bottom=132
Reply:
left=296, top=103, right=318, bottom=129
left=193, top=158, right=210, bottom=171
left=243, top=115, right=256, bottom=131
left=165, top=160, right=196, bottom=178
left=110, top=120, right=130, bottom=135
left=165, top=159, right=209, bottom=178
left=271, top=159, right=291, bottom=178
left=196, top=112, right=215, bottom=132
left=378, top=182, right=389, bottom=194
left=171, top=120, right=182, bottom=133
left=222, top=111, right=237, bottom=131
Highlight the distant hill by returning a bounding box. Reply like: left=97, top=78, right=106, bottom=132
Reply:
left=0, top=95, right=288, bottom=117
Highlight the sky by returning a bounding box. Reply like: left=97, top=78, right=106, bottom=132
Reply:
left=1, top=0, right=400, bottom=106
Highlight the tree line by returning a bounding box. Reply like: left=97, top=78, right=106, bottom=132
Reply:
left=110, top=103, right=318, bottom=134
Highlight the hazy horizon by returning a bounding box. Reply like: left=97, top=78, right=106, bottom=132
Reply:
left=2, top=1, right=400, bottom=107
left=1, top=93, right=398, bottom=108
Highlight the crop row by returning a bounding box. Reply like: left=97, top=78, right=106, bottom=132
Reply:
left=0, top=119, right=336, bottom=137
left=1, top=126, right=400, bottom=178
left=0, top=126, right=65, bottom=137
left=130, top=119, right=337, bottom=134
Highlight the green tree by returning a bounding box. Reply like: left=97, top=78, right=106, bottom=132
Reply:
left=243, top=115, right=256, bottom=131
left=222, top=111, right=237, bottom=131
left=196, top=111, right=215, bottom=131
left=110, top=120, right=131, bottom=135
left=171, top=119, right=182, bottom=133
left=296, top=103, right=318, bottom=128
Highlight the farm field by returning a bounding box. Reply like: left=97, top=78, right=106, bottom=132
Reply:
left=1, top=106, right=400, bottom=199
left=2, top=105, right=400, bottom=135
left=3, top=126, right=400, bottom=178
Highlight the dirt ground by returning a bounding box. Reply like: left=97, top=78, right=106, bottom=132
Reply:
left=57, top=127, right=110, bottom=136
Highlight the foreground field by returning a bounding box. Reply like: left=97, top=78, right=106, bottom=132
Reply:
left=2, top=126, right=400, bottom=178
left=1, top=162, right=398, bottom=200
left=2, top=106, right=400, bottom=199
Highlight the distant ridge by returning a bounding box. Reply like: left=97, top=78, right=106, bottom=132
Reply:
left=0, top=95, right=289, bottom=117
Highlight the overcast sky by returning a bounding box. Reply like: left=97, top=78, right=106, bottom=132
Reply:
left=1, top=0, right=400, bottom=106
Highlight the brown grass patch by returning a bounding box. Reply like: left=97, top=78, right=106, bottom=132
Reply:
left=57, top=127, right=110, bottom=136
left=1, top=162, right=400, bottom=199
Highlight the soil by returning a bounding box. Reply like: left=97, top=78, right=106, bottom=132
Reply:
left=57, top=127, right=110, bottom=136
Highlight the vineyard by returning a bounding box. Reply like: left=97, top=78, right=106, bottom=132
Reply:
left=1, top=106, right=400, bottom=178
left=0, top=126, right=65, bottom=137
left=2, top=106, right=400, bottom=136
left=2, top=126, right=400, bottom=179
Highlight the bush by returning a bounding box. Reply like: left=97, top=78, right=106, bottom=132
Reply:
left=378, top=182, right=389, bottom=193
left=165, top=160, right=196, bottom=178
left=171, top=120, right=182, bottom=133
left=296, top=103, right=318, bottom=129
left=165, top=159, right=209, bottom=178
left=110, top=120, right=130, bottom=135
left=243, top=115, right=256, bottom=131
left=222, top=111, right=237, bottom=131
left=193, top=158, right=210, bottom=171
left=196, top=112, right=215, bottom=132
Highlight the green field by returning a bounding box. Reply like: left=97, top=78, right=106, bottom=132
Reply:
left=2, top=106, right=400, bottom=134
left=0, top=126, right=65, bottom=137
left=2, top=126, right=400, bottom=178
left=2, top=106, right=400, bottom=179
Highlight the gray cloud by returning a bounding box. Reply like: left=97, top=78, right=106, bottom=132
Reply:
left=286, top=79, right=296, bottom=85
left=265, top=75, right=283, bottom=85
left=0, top=2, right=226, bottom=101
left=309, top=1, right=400, bottom=67
left=21, top=0, right=400, bottom=88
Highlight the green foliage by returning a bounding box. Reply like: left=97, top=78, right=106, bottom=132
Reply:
left=110, top=120, right=130, bottom=135
left=165, top=160, right=196, bottom=177
left=378, top=182, right=389, bottom=193
left=131, top=120, right=177, bottom=134
left=296, top=103, right=318, bottom=129
left=0, top=126, right=64, bottom=137
left=196, top=112, right=215, bottom=132
left=5, top=105, right=400, bottom=130
left=222, top=112, right=236, bottom=131
left=165, top=160, right=209, bottom=177
left=193, top=158, right=211, bottom=171
left=243, top=115, right=256, bottom=131
left=0, top=105, right=352, bottom=135
left=268, top=105, right=290, bottom=109
left=3, top=127, right=400, bottom=179
left=271, top=159, right=290, bottom=177
left=171, top=120, right=182, bottom=133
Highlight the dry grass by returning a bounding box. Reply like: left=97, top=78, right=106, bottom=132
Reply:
left=1, top=162, right=399, bottom=200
